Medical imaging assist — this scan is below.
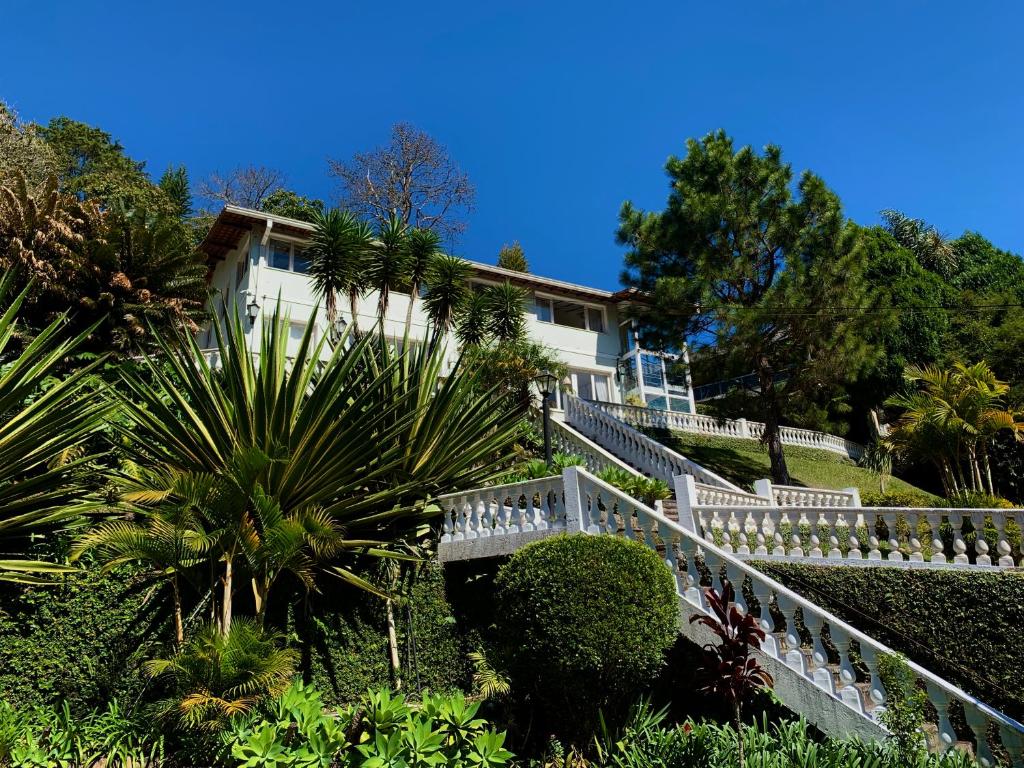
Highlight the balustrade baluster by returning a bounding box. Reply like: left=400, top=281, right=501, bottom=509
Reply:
left=858, top=644, right=886, bottom=710
left=465, top=496, right=482, bottom=539
left=925, top=683, right=957, bottom=753
left=882, top=512, right=902, bottom=561
left=964, top=705, right=996, bottom=767
left=905, top=511, right=923, bottom=562
left=829, top=626, right=860, bottom=712
left=927, top=513, right=946, bottom=563
left=949, top=512, right=968, bottom=564
left=775, top=594, right=806, bottom=674
left=972, top=511, right=992, bottom=566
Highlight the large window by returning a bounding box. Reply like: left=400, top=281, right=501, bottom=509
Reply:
left=268, top=239, right=310, bottom=273
left=535, top=295, right=605, bottom=332
left=571, top=369, right=611, bottom=403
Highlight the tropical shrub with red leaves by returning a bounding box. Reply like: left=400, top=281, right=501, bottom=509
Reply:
left=690, top=579, right=774, bottom=766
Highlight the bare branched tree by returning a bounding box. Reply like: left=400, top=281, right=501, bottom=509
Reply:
left=328, top=122, right=475, bottom=242
left=198, top=164, right=286, bottom=210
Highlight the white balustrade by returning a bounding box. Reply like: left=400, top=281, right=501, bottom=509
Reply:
left=437, top=477, right=566, bottom=542
left=568, top=469, right=1024, bottom=764
left=689, top=504, right=1022, bottom=568
left=589, top=399, right=863, bottom=460
left=565, top=396, right=741, bottom=491
left=768, top=483, right=859, bottom=508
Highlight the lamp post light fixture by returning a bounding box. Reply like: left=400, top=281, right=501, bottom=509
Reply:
left=535, top=369, right=558, bottom=466
left=245, top=295, right=260, bottom=324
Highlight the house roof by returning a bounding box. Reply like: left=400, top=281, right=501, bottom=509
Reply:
left=198, top=206, right=645, bottom=305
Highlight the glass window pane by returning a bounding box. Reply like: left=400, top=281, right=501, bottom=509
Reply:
left=586, top=307, right=605, bottom=333
left=574, top=371, right=594, bottom=401
left=594, top=374, right=610, bottom=401
left=270, top=240, right=291, bottom=270
left=535, top=297, right=552, bottom=322
left=292, top=249, right=310, bottom=274
left=552, top=300, right=586, bottom=329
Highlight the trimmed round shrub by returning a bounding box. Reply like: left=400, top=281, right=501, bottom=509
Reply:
left=493, top=533, right=678, bottom=741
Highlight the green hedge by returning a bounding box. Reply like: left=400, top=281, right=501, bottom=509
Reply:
left=0, top=561, right=158, bottom=710
left=0, top=556, right=472, bottom=712
left=755, top=562, right=1024, bottom=720
left=493, top=534, right=678, bottom=742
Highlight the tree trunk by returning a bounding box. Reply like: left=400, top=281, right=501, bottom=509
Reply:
left=756, top=357, right=791, bottom=485
left=404, top=283, right=418, bottom=333
left=172, top=575, right=184, bottom=646
left=221, top=556, right=234, bottom=635
left=981, top=444, right=995, bottom=496
left=385, top=598, right=402, bottom=691
left=348, top=290, right=361, bottom=338
left=253, top=577, right=269, bottom=629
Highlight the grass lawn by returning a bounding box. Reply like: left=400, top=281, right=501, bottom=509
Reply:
left=649, top=428, right=938, bottom=500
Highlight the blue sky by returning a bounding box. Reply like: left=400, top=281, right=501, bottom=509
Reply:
left=3, top=1, right=1021, bottom=290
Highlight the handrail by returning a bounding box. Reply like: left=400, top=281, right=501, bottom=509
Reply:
left=587, top=399, right=864, bottom=461
left=565, top=395, right=742, bottom=492
left=569, top=468, right=1024, bottom=763
left=690, top=503, right=1023, bottom=567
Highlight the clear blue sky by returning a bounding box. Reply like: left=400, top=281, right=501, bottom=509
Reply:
left=3, top=0, right=1021, bottom=290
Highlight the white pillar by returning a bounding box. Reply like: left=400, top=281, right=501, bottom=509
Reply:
left=754, top=478, right=775, bottom=504
left=673, top=474, right=699, bottom=534
left=562, top=466, right=586, bottom=534
left=842, top=487, right=861, bottom=508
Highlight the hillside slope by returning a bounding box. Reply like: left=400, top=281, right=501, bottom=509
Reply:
left=648, top=428, right=938, bottom=501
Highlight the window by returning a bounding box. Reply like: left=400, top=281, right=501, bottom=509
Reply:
left=535, top=295, right=606, bottom=332
left=268, top=239, right=309, bottom=273
left=571, top=370, right=611, bottom=403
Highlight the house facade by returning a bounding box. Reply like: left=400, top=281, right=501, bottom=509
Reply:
left=198, top=205, right=696, bottom=414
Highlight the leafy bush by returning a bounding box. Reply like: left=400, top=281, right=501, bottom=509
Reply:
left=755, top=563, right=1024, bottom=720
left=493, top=534, right=678, bottom=743
left=0, top=699, right=164, bottom=767
left=595, top=467, right=671, bottom=507
left=225, top=681, right=514, bottom=767
left=145, top=620, right=299, bottom=731
left=591, top=702, right=981, bottom=768
left=942, top=490, right=1016, bottom=509
left=878, top=653, right=927, bottom=762
left=861, top=490, right=936, bottom=507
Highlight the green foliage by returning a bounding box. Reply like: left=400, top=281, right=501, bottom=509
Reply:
left=590, top=704, right=980, bottom=768
left=260, top=189, right=325, bottom=222
left=225, top=683, right=514, bottom=768
left=493, top=534, right=678, bottom=742
left=496, top=241, right=528, bottom=273
left=0, top=271, right=111, bottom=582
left=860, top=490, right=936, bottom=508
left=0, top=699, right=164, bottom=767
left=877, top=653, right=927, bottom=762
left=755, top=563, right=1024, bottom=720
left=145, top=620, right=299, bottom=732
left=619, top=130, right=879, bottom=484
left=595, top=468, right=671, bottom=507
left=647, top=428, right=936, bottom=500
left=0, top=559, right=155, bottom=710
left=158, top=165, right=192, bottom=219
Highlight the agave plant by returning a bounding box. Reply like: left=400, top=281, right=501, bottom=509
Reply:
left=0, top=271, right=110, bottom=582
left=106, top=300, right=524, bottom=632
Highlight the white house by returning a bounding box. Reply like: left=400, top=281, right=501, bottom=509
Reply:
left=198, top=205, right=696, bottom=414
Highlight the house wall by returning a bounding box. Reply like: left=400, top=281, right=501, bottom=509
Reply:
left=203, top=223, right=626, bottom=408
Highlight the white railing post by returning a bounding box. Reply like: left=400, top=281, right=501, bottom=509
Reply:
left=754, top=478, right=775, bottom=504
left=842, top=487, right=861, bottom=508
left=673, top=474, right=699, bottom=534
left=562, top=466, right=586, bottom=534
left=737, top=417, right=749, bottom=438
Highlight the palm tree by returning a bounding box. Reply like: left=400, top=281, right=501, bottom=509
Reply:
left=881, top=209, right=958, bottom=277
left=404, top=228, right=443, bottom=331
left=145, top=619, right=298, bottom=730
left=72, top=465, right=214, bottom=644
left=485, top=281, right=527, bottom=343
left=456, top=291, right=490, bottom=348
left=110, top=300, right=523, bottom=632
left=886, top=361, right=1021, bottom=497
left=0, top=272, right=110, bottom=582
left=422, top=253, right=471, bottom=340
left=307, top=208, right=373, bottom=340
left=369, top=216, right=411, bottom=326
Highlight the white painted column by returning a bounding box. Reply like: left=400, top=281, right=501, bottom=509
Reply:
left=673, top=474, right=699, bottom=534
left=562, top=466, right=586, bottom=534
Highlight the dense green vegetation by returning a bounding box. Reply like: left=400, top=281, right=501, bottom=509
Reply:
left=493, top=534, right=679, bottom=744
left=649, top=428, right=937, bottom=500
left=756, top=563, right=1024, bottom=721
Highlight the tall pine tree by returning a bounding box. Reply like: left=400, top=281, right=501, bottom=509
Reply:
left=618, top=131, right=878, bottom=483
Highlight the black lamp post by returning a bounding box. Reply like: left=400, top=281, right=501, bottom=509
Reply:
left=535, top=369, right=558, bottom=466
